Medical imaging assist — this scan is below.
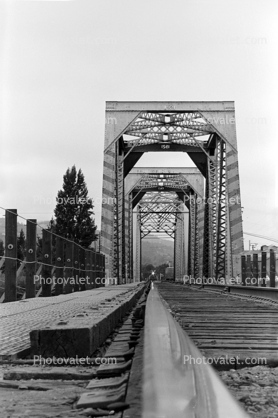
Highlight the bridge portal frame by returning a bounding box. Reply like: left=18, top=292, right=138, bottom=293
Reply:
left=125, top=168, right=204, bottom=281
left=101, top=101, right=243, bottom=283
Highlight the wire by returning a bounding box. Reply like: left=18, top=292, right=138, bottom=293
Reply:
left=0, top=256, right=99, bottom=272
left=0, top=206, right=100, bottom=252
left=244, top=232, right=278, bottom=244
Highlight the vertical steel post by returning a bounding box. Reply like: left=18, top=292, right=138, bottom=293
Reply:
left=189, top=193, right=196, bottom=278
left=216, top=139, right=226, bottom=279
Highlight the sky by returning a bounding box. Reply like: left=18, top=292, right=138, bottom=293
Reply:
left=0, top=0, right=278, bottom=250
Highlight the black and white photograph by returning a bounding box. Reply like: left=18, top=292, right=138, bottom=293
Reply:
left=0, top=0, right=278, bottom=417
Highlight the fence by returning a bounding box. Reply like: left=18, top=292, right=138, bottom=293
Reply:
left=0, top=209, right=106, bottom=303
left=241, top=249, right=277, bottom=287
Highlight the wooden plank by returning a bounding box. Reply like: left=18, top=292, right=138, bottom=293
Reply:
left=55, top=236, right=64, bottom=296
left=95, top=252, right=100, bottom=287
left=253, top=253, right=258, bottom=286
left=41, top=229, right=52, bottom=297
left=26, top=219, right=37, bottom=298
left=73, top=243, right=79, bottom=292
left=270, top=250, right=276, bottom=288
left=79, top=247, right=86, bottom=291
left=64, top=241, right=73, bottom=294
left=5, top=209, right=17, bottom=302
left=261, top=251, right=267, bottom=287
left=92, top=250, right=96, bottom=288
left=157, top=282, right=278, bottom=368
left=85, top=249, right=91, bottom=289
left=241, top=255, right=246, bottom=286
left=246, top=254, right=251, bottom=285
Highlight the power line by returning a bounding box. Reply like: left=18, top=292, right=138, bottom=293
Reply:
left=0, top=206, right=98, bottom=251
left=244, top=232, right=278, bottom=244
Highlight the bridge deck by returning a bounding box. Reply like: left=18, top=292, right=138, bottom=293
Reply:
left=157, top=282, right=278, bottom=367
left=0, top=284, right=139, bottom=358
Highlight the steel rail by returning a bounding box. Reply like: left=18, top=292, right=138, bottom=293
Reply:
left=198, top=283, right=278, bottom=302
left=142, top=284, right=249, bottom=418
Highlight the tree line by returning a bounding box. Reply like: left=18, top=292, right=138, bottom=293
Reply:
left=0, top=166, right=97, bottom=268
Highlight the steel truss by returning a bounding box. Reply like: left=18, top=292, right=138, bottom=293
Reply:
left=101, top=102, right=243, bottom=282
left=137, top=190, right=188, bottom=281
left=124, top=112, right=213, bottom=146
left=215, top=139, right=227, bottom=278
left=139, top=192, right=181, bottom=239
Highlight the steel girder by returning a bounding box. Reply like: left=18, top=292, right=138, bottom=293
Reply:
left=137, top=191, right=187, bottom=281
left=129, top=171, right=203, bottom=281
left=101, top=102, right=243, bottom=282
left=134, top=209, right=142, bottom=281
left=188, top=191, right=200, bottom=278
left=202, top=136, right=231, bottom=279
left=174, top=204, right=186, bottom=280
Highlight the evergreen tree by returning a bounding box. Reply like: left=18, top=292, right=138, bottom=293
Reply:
left=53, top=166, right=97, bottom=248
left=36, top=219, right=54, bottom=263
left=155, top=263, right=169, bottom=278
left=142, top=263, right=155, bottom=279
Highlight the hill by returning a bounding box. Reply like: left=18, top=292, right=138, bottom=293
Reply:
left=0, top=218, right=50, bottom=243
left=142, top=238, right=173, bottom=267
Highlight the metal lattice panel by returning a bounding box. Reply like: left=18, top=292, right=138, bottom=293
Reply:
left=216, top=139, right=227, bottom=278
left=139, top=192, right=180, bottom=239
left=124, top=112, right=213, bottom=146
left=133, top=173, right=191, bottom=192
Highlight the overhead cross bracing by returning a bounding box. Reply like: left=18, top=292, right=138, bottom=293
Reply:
left=101, top=102, right=243, bottom=283
left=138, top=191, right=182, bottom=239
left=124, top=112, right=213, bottom=147
left=131, top=173, right=191, bottom=193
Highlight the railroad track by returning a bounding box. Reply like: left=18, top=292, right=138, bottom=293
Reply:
left=0, top=284, right=148, bottom=417
left=156, top=281, right=278, bottom=368
left=2, top=281, right=278, bottom=417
